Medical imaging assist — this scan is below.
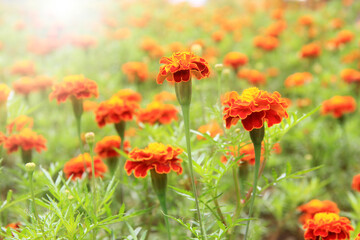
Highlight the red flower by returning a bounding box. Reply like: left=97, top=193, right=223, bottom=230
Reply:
left=355, top=233, right=360, bottom=240
left=156, top=52, right=210, bottom=84
left=94, top=136, right=131, bottom=159
left=341, top=69, right=360, bottom=84
left=63, top=153, right=108, bottom=180
left=4, top=128, right=47, bottom=154
left=301, top=43, right=321, bottom=58
left=125, top=142, right=183, bottom=178
left=303, top=213, right=353, bottom=240
left=297, top=199, right=340, bottom=224
left=7, top=115, right=34, bottom=134
left=223, top=52, right=248, bottom=71
left=49, top=75, right=98, bottom=104
left=137, top=101, right=178, bottom=125
left=321, top=96, right=356, bottom=118
left=222, top=87, right=288, bottom=131
left=351, top=174, right=360, bottom=192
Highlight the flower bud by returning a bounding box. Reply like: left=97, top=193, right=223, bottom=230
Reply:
left=191, top=44, right=202, bottom=56
left=25, top=162, right=36, bottom=172
left=85, top=132, right=95, bottom=144
left=215, top=64, right=223, bottom=72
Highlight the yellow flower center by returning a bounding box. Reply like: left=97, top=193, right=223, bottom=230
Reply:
left=313, top=212, right=340, bottom=224
left=239, top=87, right=260, bottom=102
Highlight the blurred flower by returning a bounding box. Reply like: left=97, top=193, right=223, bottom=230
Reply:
left=212, top=30, right=225, bottom=43
left=197, top=120, right=223, bottom=140
left=253, top=35, right=279, bottom=51
left=7, top=115, right=33, bottom=134
left=298, top=15, right=314, bottom=26
left=122, top=62, right=149, bottom=83
left=71, top=35, right=97, bottom=50
left=297, top=199, right=340, bottom=224
left=351, top=174, right=360, bottom=192
left=137, top=101, right=178, bottom=125
left=223, top=52, right=248, bottom=71
left=168, top=42, right=186, bottom=53
left=95, top=136, right=131, bottom=159
left=109, top=28, right=131, bottom=40
left=223, top=87, right=288, bottom=131
left=284, top=72, right=313, bottom=87
left=321, top=96, right=356, bottom=118
left=113, top=89, right=142, bottom=103
left=153, top=91, right=176, bottom=102
left=12, top=77, right=36, bottom=96
left=266, top=67, right=279, bottom=78
left=156, top=52, right=210, bottom=84
left=64, top=153, right=108, bottom=180
left=303, top=212, right=353, bottom=240
left=221, top=144, right=265, bottom=166
left=33, top=76, right=54, bottom=91
left=265, top=20, right=286, bottom=37
left=341, top=69, right=360, bottom=84
left=271, top=9, right=284, bottom=20
left=0, top=84, right=11, bottom=104
left=0, top=132, right=6, bottom=146
left=331, top=18, right=344, bottom=29
left=237, top=69, right=267, bottom=85
left=10, top=60, right=36, bottom=76
left=301, top=43, right=321, bottom=58
left=4, top=128, right=46, bottom=154
left=296, top=98, right=312, bottom=108
left=83, top=100, right=99, bottom=112
left=140, top=37, right=164, bottom=59
left=125, top=142, right=183, bottom=178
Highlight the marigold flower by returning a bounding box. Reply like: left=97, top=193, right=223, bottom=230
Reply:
left=331, top=18, right=344, bottom=29
left=298, top=15, right=314, bottom=26
left=298, top=199, right=340, bottom=224
left=83, top=100, right=99, bottom=112
left=71, top=35, right=97, bottom=50
left=253, top=35, right=279, bottom=51
left=223, top=52, right=248, bottom=71
left=63, top=153, right=108, bottom=180
left=197, top=121, right=223, bottom=140
left=297, top=98, right=312, bottom=108
left=336, top=30, right=354, bottom=45
left=285, top=72, right=313, bottom=87
left=303, top=212, right=354, bottom=240
left=237, top=69, right=267, bottom=85
left=137, top=101, right=178, bottom=125
left=0, top=84, right=11, bottom=104
left=156, top=52, right=210, bottom=84
left=271, top=9, right=284, bottom=20
left=113, top=89, right=142, bottom=103
left=4, top=128, right=47, bottom=154
left=153, top=91, right=177, bottom=102
left=10, top=60, right=36, bottom=76
left=301, top=43, right=321, bottom=58
left=122, top=62, right=149, bottom=83
left=265, top=21, right=286, bottom=37
left=49, top=75, right=98, bottom=104
left=95, top=135, right=131, bottom=159
left=212, top=30, right=225, bottom=43
left=0, top=132, right=6, bottom=146
left=125, top=142, right=183, bottom=178
left=222, top=87, right=288, bottom=131
left=95, top=96, right=139, bottom=127
left=33, top=76, right=53, bottom=91
left=351, top=174, right=360, bottom=192
left=12, top=77, right=37, bottom=96
left=341, top=69, right=360, bottom=84
left=7, top=115, right=33, bottom=134
left=321, top=96, right=356, bottom=118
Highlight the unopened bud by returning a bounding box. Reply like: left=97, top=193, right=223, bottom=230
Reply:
left=85, top=132, right=95, bottom=144
left=25, top=162, right=36, bottom=172
left=223, top=68, right=231, bottom=77
left=215, top=64, right=223, bottom=74
left=191, top=44, right=202, bottom=56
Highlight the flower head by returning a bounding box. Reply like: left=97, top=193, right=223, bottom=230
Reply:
left=355, top=233, right=360, bottom=240
left=321, top=96, right=356, bottom=118
left=125, top=142, right=183, bottom=178
left=113, top=89, right=142, bottom=103
left=298, top=199, right=340, bottom=224
left=63, top=153, right=108, bottom=180
left=122, top=62, right=149, bottom=82
left=197, top=121, right=223, bottom=140
left=253, top=35, right=279, bottom=51
left=303, top=213, right=354, bottom=240
left=301, top=43, right=321, bottom=58
left=0, top=132, right=7, bottom=146
left=341, top=69, right=360, bottom=84
left=49, top=75, right=98, bottom=104
left=0, top=84, right=11, bottom=104
left=237, top=69, right=267, bottom=85
left=12, top=77, right=37, bottom=96
left=285, top=72, right=313, bottom=87
left=157, top=52, right=210, bottom=84
left=223, top=52, right=248, bottom=71
left=10, top=60, right=36, bottom=76
left=7, top=115, right=34, bottom=134
left=95, top=135, right=131, bottom=159
left=351, top=174, right=360, bottom=192
left=4, top=128, right=47, bottom=154
left=137, top=101, right=178, bottom=125
left=298, top=15, right=314, bottom=26
left=222, top=87, right=288, bottom=131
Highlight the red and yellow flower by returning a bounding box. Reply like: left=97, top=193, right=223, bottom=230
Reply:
left=222, top=87, right=288, bottom=131
left=94, top=135, right=131, bottom=159
left=122, top=62, right=149, bottom=83
left=284, top=72, right=313, bottom=87
left=297, top=199, right=340, bottom=224
left=301, top=43, right=321, bottom=58
left=223, top=52, right=248, bottom=71
left=237, top=69, right=267, bottom=86
left=321, top=96, right=356, bottom=118
left=137, top=101, right=178, bottom=125
left=4, top=128, right=47, bottom=154
left=351, top=174, right=360, bottom=192
left=125, top=142, right=183, bottom=178
left=7, top=115, right=34, bottom=134
left=113, top=89, right=142, bottom=103
left=197, top=121, right=223, bottom=140
left=221, top=144, right=265, bottom=165
left=253, top=35, right=279, bottom=51
left=341, top=69, right=360, bottom=84
left=10, top=60, right=36, bottom=76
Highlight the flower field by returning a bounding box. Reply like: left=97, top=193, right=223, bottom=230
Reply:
left=0, top=0, right=360, bottom=239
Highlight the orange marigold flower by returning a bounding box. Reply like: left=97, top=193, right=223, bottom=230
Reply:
left=7, top=115, right=33, bottom=134
left=33, top=76, right=53, bottom=91
left=331, top=18, right=344, bottom=29
left=298, top=15, right=314, bottom=26
left=95, top=135, right=131, bottom=159
left=113, top=89, right=142, bottom=103
left=237, top=69, right=267, bottom=85
left=137, top=101, right=178, bottom=125
left=301, top=43, right=321, bottom=58
left=153, top=91, right=176, bottom=102
left=10, top=60, right=36, bottom=76
left=71, top=35, right=97, bottom=50
left=49, top=75, right=98, bottom=104
left=0, top=84, right=11, bottom=104
left=223, top=52, right=248, bottom=71
left=95, top=96, right=139, bottom=127
left=197, top=120, right=223, bottom=140
left=156, top=52, right=210, bottom=84
left=351, top=174, right=360, bottom=192
left=297, top=98, right=312, bottom=108
left=0, top=132, right=6, bottom=146
left=5, top=222, right=21, bottom=230
left=303, top=212, right=353, bottom=240
left=298, top=199, right=340, bottom=224
left=321, top=96, right=356, bottom=118
left=221, top=144, right=265, bottom=165
left=83, top=100, right=99, bottom=112
left=122, top=62, right=149, bottom=83
left=341, top=69, right=360, bottom=84
left=285, top=72, right=313, bottom=87
left=336, top=30, right=354, bottom=45
left=265, top=20, right=287, bottom=37
left=253, top=35, right=279, bottom=51
left=212, top=30, right=225, bottom=43
left=271, top=9, right=284, bottom=20
left=12, top=77, right=37, bottom=96
left=222, top=87, right=288, bottom=131
left=63, top=153, right=108, bottom=180
left=125, top=142, right=183, bottom=178
left=4, top=128, right=46, bottom=154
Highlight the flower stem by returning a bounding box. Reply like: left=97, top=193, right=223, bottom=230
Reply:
left=231, top=164, right=241, bottom=225
left=115, top=121, right=126, bottom=203
left=29, top=172, right=46, bottom=239
left=88, top=141, right=97, bottom=240
left=181, top=104, right=207, bottom=240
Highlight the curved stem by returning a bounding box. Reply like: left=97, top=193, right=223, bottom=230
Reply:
left=181, top=104, right=207, bottom=240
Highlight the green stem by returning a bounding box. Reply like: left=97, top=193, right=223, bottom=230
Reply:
left=244, top=143, right=262, bottom=240
left=181, top=104, right=207, bottom=240
left=230, top=164, right=242, bottom=238
left=75, top=117, right=84, bottom=155
left=89, top=142, right=97, bottom=240
left=29, top=172, right=46, bottom=239
left=115, top=121, right=126, bottom=203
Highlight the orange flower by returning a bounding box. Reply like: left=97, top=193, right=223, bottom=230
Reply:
left=321, top=96, right=356, bottom=118
left=156, top=52, right=210, bottom=84
left=351, top=174, right=360, bottom=192
left=7, top=115, right=33, bottom=134
left=168, top=42, right=186, bottom=53
left=298, top=199, right=340, bottom=224
left=303, top=213, right=353, bottom=240
left=49, top=75, right=98, bottom=104
left=95, top=136, right=131, bottom=159
left=331, top=18, right=344, bottom=29
left=12, top=77, right=37, bottom=96
left=355, top=233, right=360, bottom=240
left=197, top=121, right=223, bottom=140
left=223, top=52, right=248, bottom=71
left=5, top=222, right=21, bottom=230
left=212, top=30, right=225, bottom=43
left=33, top=76, right=53, bottom=91
left=0, top=132, right=6, bottom=146
left=237, top=69, right=267, bottom=85
left=0, top=84, right=11, bottom=104
left=301, top=43, right=321, bottom=58
left=113, top=89, right=142, bottom=103
left=83, top=100, right=99, bottom=112
left=109, top=28, right=131, bottom=40
left=284, top=72, right=313, bottom=87
left=298, top=15, right=314, bottom=26
left=336, top=30, right=354, bottom=45
left=341, top=69, right=360, bottom=84
left=137, top=101, right=178, bottom=125
left=271, top=9, right=284, bottom=20
left=71, top=35, right=97, bottom=50
left=153, top=91, right=176, bottom=102
left=122, top=62, right=149, bottom=82
left=63, top=153, right=108, bottom=180
left=297, top=98, right=312, bottom=108
left=4, top=128, right=46, bottom=154
left=222, top=87, right=288, bottom=131
left=10, top=60, right=36, bottom=76
left=95, top=96, right=139, bottom=127
left=125, top=142, right=183, bottom=178
left=253, top=35, right=279, bottom=51
left=265, top=20, right=286, bottom=37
